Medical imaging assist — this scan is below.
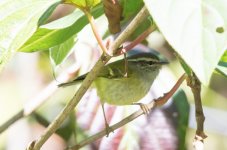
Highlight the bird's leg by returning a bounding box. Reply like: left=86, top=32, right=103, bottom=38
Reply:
left=101, top=104, right=114, bottom=137
left=132, top=102, right=150, bottom=115
left=122, top=49, right=128, bottom=78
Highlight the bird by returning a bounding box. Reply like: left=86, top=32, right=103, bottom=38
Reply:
left=59, top=52, right=167, bottom=136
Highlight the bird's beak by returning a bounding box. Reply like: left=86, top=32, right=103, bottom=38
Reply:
left=157, top=60, right=169, bottom=65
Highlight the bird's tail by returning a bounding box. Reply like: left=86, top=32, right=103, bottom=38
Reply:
left=58, top=74, right=87, bottom=87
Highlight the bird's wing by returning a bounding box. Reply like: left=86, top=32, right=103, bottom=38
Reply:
left=98, top=61, right=132, bottom=79
left=58, top=73, right=87, bottom=87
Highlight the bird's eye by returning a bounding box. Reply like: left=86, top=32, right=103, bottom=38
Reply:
left=148, top=61, right=153, bottom=65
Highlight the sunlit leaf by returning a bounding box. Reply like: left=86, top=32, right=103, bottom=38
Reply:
left=18, top=5, right=103, bottom=52
left=0, top=0, right=60, bottom=72
left=220, top=50, right=227, bottom=62
left=64, top=0, right=101, bottom=8
left=144, top=0, right=227, bottom=85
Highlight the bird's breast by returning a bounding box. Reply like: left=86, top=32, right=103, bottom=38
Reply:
left=94, top=72, right=156, bottom=105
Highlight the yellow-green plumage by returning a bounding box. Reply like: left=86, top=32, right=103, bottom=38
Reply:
left=59, top=53, right=164, bottom=106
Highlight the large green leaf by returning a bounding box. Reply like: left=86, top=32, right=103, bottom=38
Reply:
left=18, top=5, right=103, bottom=52
left=0, top=0, right=60, bottom=71
left=144, top=0, right=227, bottom=85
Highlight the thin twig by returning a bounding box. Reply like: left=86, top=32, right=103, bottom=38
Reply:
left=29, top=6, right=150, bottom=150
left=84, top=10, right=110, bottom=56
left=117, top=25, right=157, bottom=55
left=0, top=110, right=23, bottom=133
left=67, top=73, right=187, bottom=150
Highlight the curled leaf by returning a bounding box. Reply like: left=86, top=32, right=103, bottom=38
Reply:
left=103, top=0, right=122, bottom=34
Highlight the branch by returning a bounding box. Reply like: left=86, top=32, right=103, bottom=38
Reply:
left=29, top=6, right=150, bottom=150
left=0, top=64, right=79, bottom=134
left=186, top=73, right=207, bottom=149
left=67, top=73, right=187, bottom=150
left=0, top=110, right=23, bottom=133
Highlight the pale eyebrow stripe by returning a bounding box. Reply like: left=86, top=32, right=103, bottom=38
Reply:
left=128, top=58, right=159, bottom=62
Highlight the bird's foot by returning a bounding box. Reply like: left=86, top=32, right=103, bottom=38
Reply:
left=132, top=102, right=150, bottom=115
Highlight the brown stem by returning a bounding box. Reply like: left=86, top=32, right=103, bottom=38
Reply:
left=124, top=26, right=156, bottom=53
left=155, top=73, right=187, bottom=106
left=186, top=73, right=207, bottom=139
left=67, top=73, right=186, bottom=150
left=115, top=26, right=156, bottom=56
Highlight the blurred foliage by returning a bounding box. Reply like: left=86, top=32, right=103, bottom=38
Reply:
left=120, top=0, right=144, bottom=20
left=172, top=90, right=190, bottom=150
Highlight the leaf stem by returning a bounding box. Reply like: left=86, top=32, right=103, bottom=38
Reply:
left=84, top=10, right=110, bottom=56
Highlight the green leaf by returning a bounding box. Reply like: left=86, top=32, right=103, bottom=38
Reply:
left=0, top=0, right=60, bottom=72
left=121, top=0, right=144, bottom=19
left=172, top=90, right=189, bottom=150
left=176, top=53, right=193, bottom=76
left=220, top=50, right=227, bottom=62
left=218, top=61, right=227, bottom=67
left=38, top=1, right=61, bottom=26
left=18, top=5, right=103, bottom=52
left=64, top=0, right=101, bottom=8
left=215, top=66, right=227, bottom=78
left=50, top=36, right=76, bottom=66
left=144, top=0, right=227, bottom=85
left=218, top=50, right=227, bottom=69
